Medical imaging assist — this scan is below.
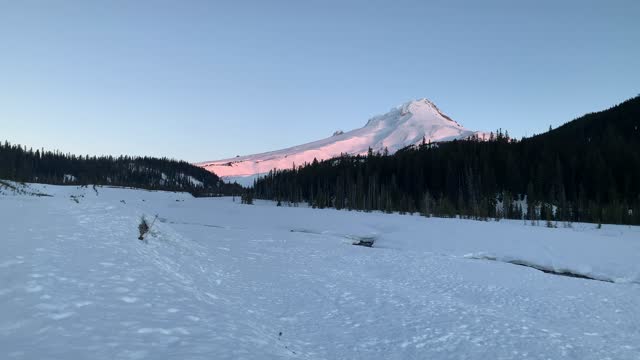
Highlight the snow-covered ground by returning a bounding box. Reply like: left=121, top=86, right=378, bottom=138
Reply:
left=1, top=181, right=640, bottom=359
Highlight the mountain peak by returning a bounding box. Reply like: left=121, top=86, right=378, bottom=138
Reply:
left=198, top=99, right=483, bottom=185
left=401, top=98, right=458, bottom=123
left=366, top=98, right=459, bottom=128
left=400, top=98, right=439, bottom=111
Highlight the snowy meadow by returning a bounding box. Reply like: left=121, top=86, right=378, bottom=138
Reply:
left=1, top=182, right=639, bottom=359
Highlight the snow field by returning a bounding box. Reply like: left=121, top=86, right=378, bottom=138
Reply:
left=1, top=182, right=639, bottom=359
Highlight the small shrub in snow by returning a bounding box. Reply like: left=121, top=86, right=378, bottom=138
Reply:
left=138, top=215, right=159, bottom=241
left=241, top=192, right=254, bottom=205
left=138, top=216, right=150, bottom=240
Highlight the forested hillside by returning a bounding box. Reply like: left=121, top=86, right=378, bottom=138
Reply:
left=0, top=142, right=242, bottom=196
left=254, top=96, right=640, bottom=225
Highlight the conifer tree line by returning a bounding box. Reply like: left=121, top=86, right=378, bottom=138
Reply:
left=0, top=141, right=242, bottom=196
left=254, top=96, right=640, bottom=225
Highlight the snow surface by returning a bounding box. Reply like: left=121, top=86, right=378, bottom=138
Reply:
left=197, top=99, right=488, bottom=184
left=2, top=181, right=640, bottom=359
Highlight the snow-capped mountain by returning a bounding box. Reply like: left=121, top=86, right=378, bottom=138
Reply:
left=198, top=99, right=485, bottom=184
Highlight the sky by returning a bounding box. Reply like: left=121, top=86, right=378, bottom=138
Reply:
left=1, top=0, right=638, bottom=162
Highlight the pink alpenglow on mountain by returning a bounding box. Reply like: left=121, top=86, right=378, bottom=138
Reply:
left=197, top=99, right=486, bottom=185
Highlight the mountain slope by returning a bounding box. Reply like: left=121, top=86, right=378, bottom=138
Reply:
left=197, top=99, right=485, bottom=183
left=253, top=95, right=640, bottom=224
left=0, top=141, right=243, bottom=196
left=525, top=95, right=640, bottom=146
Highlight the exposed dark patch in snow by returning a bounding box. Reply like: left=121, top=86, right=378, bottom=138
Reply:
left=290, top=229, right=377, bottom=247
left=0, top=180, right=52, bottom=197
left=159, top=218, right=226, bottom=229
left=289, top=228, right=319, bottom=235
left=465, top=253, right=624, bottom=283
left=351, top=237, right=375, bottom=247
left=508, top=260, right=611, bottom=282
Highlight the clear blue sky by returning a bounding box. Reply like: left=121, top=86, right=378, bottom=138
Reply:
left=1, top=0, right=638, bottom=162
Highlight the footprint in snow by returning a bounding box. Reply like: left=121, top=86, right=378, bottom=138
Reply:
left=0, top=259, right=23, bottom=268
left=49, top=312, right=75, bottom=320
left=25, top=284, right=43, bottom=293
